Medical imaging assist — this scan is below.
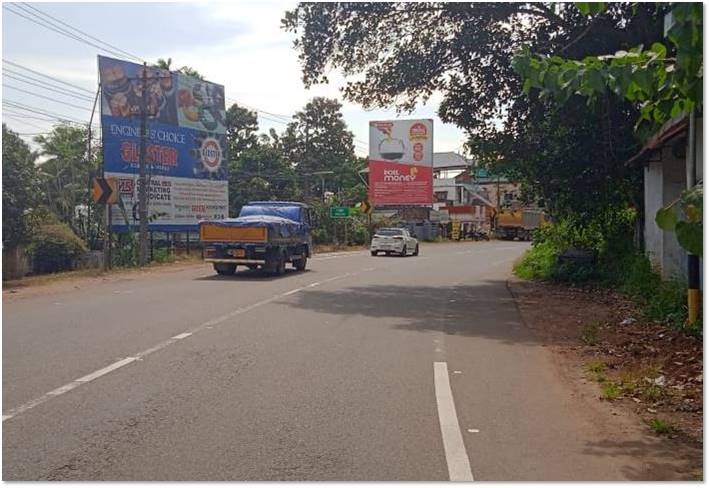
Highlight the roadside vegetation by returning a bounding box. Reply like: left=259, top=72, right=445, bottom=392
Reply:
left=514, top=216, right=691, bottom=332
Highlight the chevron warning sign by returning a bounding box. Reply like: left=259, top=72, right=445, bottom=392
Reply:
left=92, top=177, right=118, bottom=205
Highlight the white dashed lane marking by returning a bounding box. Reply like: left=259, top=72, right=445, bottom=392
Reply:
left=434, top=361, right=474, bottom=481
left=2, top=269, right=375, bottom=423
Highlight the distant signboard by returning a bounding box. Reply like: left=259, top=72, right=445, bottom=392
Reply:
left=98, top=55, right=228, bottom=231
left=368, top=119, right=433, bottom=206
left=430, top=209, right=450, bottom=223
left=330, top=206, right=351, bottom=218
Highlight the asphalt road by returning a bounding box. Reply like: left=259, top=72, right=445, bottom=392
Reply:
left=2, top=241, right=648, bottom=480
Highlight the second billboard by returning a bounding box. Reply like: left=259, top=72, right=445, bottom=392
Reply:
left=368, top=119, right=433, bottom=206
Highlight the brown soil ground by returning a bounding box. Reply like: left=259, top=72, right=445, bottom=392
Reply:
left=2, top=247, right=366, bottom=299
left=508, top=278, right=703, bottom=479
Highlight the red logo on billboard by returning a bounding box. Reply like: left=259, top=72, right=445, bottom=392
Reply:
left=409, top=122, right=428, bottom=141
left=201, top=138, right=222, bottom=171
left=118, top=178, right=134, bottom=196
left=371, top=121, right=394, bottom=138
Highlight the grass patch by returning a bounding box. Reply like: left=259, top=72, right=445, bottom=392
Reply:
left=649, top=418, right=674, bottom=435
left=640, top=383, right=664, bottom=402
left=585, top=360, right=608, bottom=382
left=586, top=360, right=606, bottom=374
left=580, top=322, right=601, bottom=345
left=600, top=382, right=622, bottom=401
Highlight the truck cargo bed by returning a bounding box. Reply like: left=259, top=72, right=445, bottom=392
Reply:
left=200, top=224, right=267, bottom=242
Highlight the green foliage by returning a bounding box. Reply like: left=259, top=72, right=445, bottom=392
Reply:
left=515, top=211, right=688, bottom=327
left=513, top=240, right=557, bottom=280
left=513, top=3, right=702, bottom=134
left=154, top=58, right=204, bottom=80
left=228, top=133, right=301, bottom=216
left=581, top=322, right=601, bottom=346
left=576, top=3, right=606, bottom=16
left=29, top=222, right=88, bottom=274
left=656, top=184, right=703, bottom=257
left=2, top=124, right=40, bottom=247
left=278, top=97, right=358, bottom=198
left=600, top=382, right=622, bottom=401
left=284, top=4, right=660, bottom=219
left=34, top=125, right=97, bottom=240
left=586, top=360, right=607, bottom=374
left=225, top=103, right=259, bottom=159
left=649, top=418, right=673, bottom=435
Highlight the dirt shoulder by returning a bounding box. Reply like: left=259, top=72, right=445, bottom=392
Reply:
left=2, top=247, right=366, bottom=300
left=508, top=277, right=703, bottom=480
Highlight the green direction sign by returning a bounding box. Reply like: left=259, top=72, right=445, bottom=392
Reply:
left=330, top=206, right=351, bottom=218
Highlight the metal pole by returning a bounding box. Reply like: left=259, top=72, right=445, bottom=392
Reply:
left=107, top=204, right=112, bottom=269
left=138, top=63, right=149, bottom=266
left=187, top=231, right=190, bottom=255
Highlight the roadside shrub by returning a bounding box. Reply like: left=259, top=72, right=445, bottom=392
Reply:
left=112, top=232, right=139, bottom=267
left=513, top=240, right=556, bottom=280
left=350, top=223, right=370, bottom=245
left=29, top=223, right=88, bottom=274
left=312, top=228, right=330, bottom=245
left=515, top=208, right=689, bottom=328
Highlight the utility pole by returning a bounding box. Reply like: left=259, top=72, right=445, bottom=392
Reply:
left=138, top=63, right=149, bottom=266
left=304, top=118, right=310, bottom=200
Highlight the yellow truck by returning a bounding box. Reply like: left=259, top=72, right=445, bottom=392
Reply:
left=494, top=206, right=546, bottom=241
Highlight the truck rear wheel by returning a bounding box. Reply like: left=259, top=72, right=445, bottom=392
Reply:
left=214, top=263, right=236, bottom=275
left=266, top=250, right=286, bottom=275
left=293, top=250, right=308, bottom=271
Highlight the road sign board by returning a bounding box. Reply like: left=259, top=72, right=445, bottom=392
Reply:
left=93, top=177, right=118, bottom=205
left=361, top=200, right=372, bottom=215
left=330, top=206, right=350, bottom=218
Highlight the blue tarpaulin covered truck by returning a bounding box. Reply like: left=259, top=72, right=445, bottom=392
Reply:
left=199, top=201, right=314, bottom=275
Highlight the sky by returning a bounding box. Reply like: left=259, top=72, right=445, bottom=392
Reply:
left=1, top=1, right=468, bottom=156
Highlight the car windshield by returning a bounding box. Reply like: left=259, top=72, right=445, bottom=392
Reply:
left=376, top=229, right=404, bottom=236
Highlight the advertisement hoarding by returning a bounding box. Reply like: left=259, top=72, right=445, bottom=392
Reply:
left=368, top=119, right=433, bottom=206
left=98, top=55, right=228, bottom=231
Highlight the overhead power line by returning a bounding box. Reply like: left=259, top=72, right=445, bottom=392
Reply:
left=3, top=100, right=95, bottom=126
left=18, top=2, right=144, bottom=63
left=2, top=115, right=52, bottom=130
left=3, top=71, right=95, bottom=101
left=3, top=84, right=93, bottom=111
left=3, top=4, right=141, bottom=62
left=3, top=59, right=94, bottom=94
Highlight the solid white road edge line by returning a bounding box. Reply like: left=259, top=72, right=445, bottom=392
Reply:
left=2, top=269, right=373, bottom=423
left=434, top=361, right=474, bottom=481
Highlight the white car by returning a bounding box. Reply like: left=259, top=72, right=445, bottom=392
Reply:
left=370, top=228, right=419, bottom=257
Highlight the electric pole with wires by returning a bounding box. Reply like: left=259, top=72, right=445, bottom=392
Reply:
left=137, top=62, right=149, bottom=266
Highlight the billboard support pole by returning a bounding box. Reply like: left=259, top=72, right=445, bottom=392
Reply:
left=138, top=63, right=149, bottom=266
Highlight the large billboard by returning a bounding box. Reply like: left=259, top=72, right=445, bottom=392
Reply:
left=98, top=55, right=228, bottom=231
left=368, top=119, right=433, bottom=206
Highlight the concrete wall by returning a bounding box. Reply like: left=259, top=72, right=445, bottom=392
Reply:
left=433, top=178, right=457, bottom=203
left=644, top=146, right=687, bottom=279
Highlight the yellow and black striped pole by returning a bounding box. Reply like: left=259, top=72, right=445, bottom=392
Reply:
left=688, top=254, right=701, bottom=325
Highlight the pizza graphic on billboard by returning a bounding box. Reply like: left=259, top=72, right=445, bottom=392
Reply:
left=368, top=119, right=433, bottom=205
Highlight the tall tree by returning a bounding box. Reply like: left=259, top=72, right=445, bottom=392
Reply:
left=34, top=125, right=93, bottom=234
left=283, top=3, right=667, bottom=217
left=226, top=103, right=259, bottom=159
left=154, top=57, right=204, bottom=80
left=2, top=124, right=40, bottom=248
left=278, top=97, right=356, bottom=198
left=228, top=134, right=301, bottom=215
